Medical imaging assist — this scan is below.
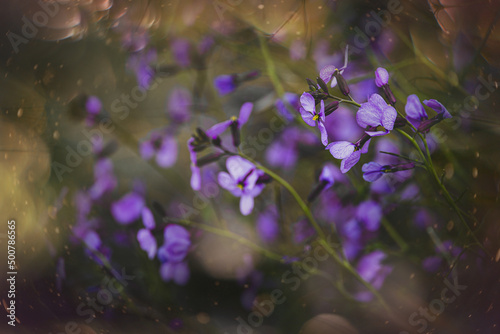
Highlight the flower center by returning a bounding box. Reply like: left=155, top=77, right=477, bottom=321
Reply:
left=312, top=114, right=319, bottom=121
left=237, top=183, right=244, bottom=190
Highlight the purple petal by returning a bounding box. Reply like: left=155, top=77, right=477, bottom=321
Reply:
left=142, top=207, right=156, bottom=229
left=422, top=256, right=443, bottom=272
left=362, top=162, right=384, bottom=182
left=86, top=96, right=102, bottom=115
left=140, top=140, right=155, bottom=160
left=357, top=100, right=382, bottom=128
left=299, top=92, right=316, bottom=112
left=83, top=230, right=101, bottom=250
left=164, top=238, right=191, bottom=262
left=164, top=224, right=190, bottom=241
left=356, top=200, right=382, bottom=231
left=156, top=137, right=178, bottom=168
left=111, top=192, right=145, bottom=225
left=238, top=102, right=253, bottom=125
left=137, top=229, right=157, bottom=259
left=214, top=75, right=236, bottom=95
left=423, top=99, right=452, bottom=118
left=365, top=129, right=389, bottom=137
left=319, top=163, right=336, bottom=187
left=206, top=119, right=232, bottom=139
left=190, top=164, right=201, bottom=191
left=256, top=208, right=279, bottom=243
left=380, top=104, right=397, bottom=130
left=405, top=94, right=428, bottom=122
left=374, top=67, right=389, bottom=87
left=240, top=194, right=255, bottom=216
left=160, top=261, right=190, bottom=285
left=218, top=171, right=238, bottom=193
left=171, top=39, right=191, bottom=68
left=340, top=150, right=361, bottom=173
left=318, top=120, right=329, bottom=146
left=327, top=141, right=355, bottom=159
left=360, top=138, right=371, bottom=154
left=300, top=108, right=316, bottom=126
left=226, top=156, right=255, bottom=180
left=319, top=65, right=336, bottom=84
left=168, top=87, right=192, bottom=123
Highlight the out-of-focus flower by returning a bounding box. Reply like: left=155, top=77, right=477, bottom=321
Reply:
left=290, top=39, right=306, bottom=60
left=141, top=207, right=156, bottom=230
left=88, top=158, right=117, bottom=200
left=137, top=229, right=157, bottom=259
left=356, top=200, right=382, bottom=232
left=111, top=191, right=145, bottom=225
left=158, top=225, right=191, bottom=263
left=213, top=70, right=260, bottom=96
left=356, top=94, right=397, bottom=136
left=362, top=161, right=416, bottom=182
left=171, top=38, right=192, bottom=68
left=355, top=250, right=393, bottom=302
left=140, top=130, right=178, bottom=168
left=293, top=219, right=316, bottom=244
left=206, top=102, right=253, bottom=147
left=275, top=92, right=300, bottom=122
left=127, top=48, right=157, bottom=89
left=85, top=95, right=102, bottom=126
left=218, top=156, right=264, bottom=216
left=160, top=261, right=190, bottom=285
left=256, top=206, right=280, bottom=243
left=405, top=96, right=452, bottom=132
left=299, top=92, right=328, bottom=145
left=307, top=163, right=338, bottom=202
left=167, top=87, right=192, bottom=123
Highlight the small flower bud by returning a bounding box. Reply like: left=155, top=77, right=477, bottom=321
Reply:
left=306, top=78, right=317, bottom=91
left=394, top=116, right=408, bottom=128
left=334, top=72, right=350, bottom=96
left=383, top=85, right=397, bottom=105
left=230, top=121, right=240, bottom=147
left=196, top=152, right=224, bottom=167
left=374, top=67, right=389, bottom=87
left=316, top=76, right=329, bottom=93
left=324, top=101, right=340, bottom=116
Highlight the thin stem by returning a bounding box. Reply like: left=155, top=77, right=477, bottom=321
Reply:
left=165, top=217, right=284, bottom=262
left=381, top=218, right=408, bottom=252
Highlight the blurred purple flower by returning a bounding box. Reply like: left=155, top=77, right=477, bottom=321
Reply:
left=290, top=39, right=306, bottom=60
left=89, top=158, right=117, bottom=200
left=275, top=92, right=299, bottom=122
left=206, top=102, right=253, bottom=147
left=171, top=38, right=191, bottom=68
left=141, top=207, right=156, bottom=229
left=299, top=92, right=328, bottom=145
left=167, top=87, right=192, bottom=123
left=256, top=206, right=280, bottom=243
left=218, top=156, right=264, bottom=216
left=111, top=191, right=145, bottom=225
left=356, top=200, right=382, bottom=232
left=293, top=219, right=316, bottom=244
left=214, top=74, right=237, bottom=95
left=158, top=224, right=191, bottom=263
left=160, top=261, right=190, bottom=285
left=137, top=229, right=157, bottom=259
left=356, top=94, right=396, bottom=136
left=127, top=48, right=157, bottom=89
left=265, top=127, right=318, bottom=170
left=422, top=256, right=443, bottom=272
left=85, top=95, right=102, bottom=126
left=140, top=131, right=178, bottom=168
left=355, top=250, right=393, bottom=302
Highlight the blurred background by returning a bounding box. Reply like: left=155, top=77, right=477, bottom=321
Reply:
left=0, top=0, right=499, bottom=333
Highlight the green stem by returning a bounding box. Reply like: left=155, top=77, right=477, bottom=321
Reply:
left=258, top=33, right=285, bottom=97
left=382, top=218, right=408, bottom=252
left=166, top=217, right=284, bottom=262
left=237, top=152, right=392, bottom=311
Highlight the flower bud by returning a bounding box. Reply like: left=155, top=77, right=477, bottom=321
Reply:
left=374, top=67, right=389, bottom=87
left=334, top=72, right=350, bottom=96
left=324, top=101, right=340, bottom=116
left=316, top=76, right=329, bottom=93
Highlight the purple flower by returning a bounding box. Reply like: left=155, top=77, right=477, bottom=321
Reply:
left=308, top=163, right=339, bottom=202
left=158, top=225, right=191, bottom=263
left=374, top=67, right=389, bottom=87
left=88, top=158, right=117, bottom=200
left=137, top=229, right=157, bottom=259
left=356, top=200, right=382, bottom=232
left=167, top=87, right=192, bottom=123
left=218, top=156, right=264, bottom=216
left=141, top=207, right=156, bottom=229
left=206, top=102, right=253, bottom=147
left=318, top=47, right=349, bottom=87
left=140, top=131, right=178, bottom=168
left=256, top=206, right=280, bottom=243
left=275, top=92, right=299, bottom=122
left=362, top=162, right=385, bottom=182
left=265, top=127, right=318, bottom=170
left=405, top=94, right=428, bottom=128
left=422, top=256, right=443, bottom=272
left=111, top=191, right=145, bottom=225
left=214, top=74, right=237, bottom=96
left=355, top=250, right=393, bottom=302
left=160, top=261, right=189, bottom=285
left=171, top=39, right=191, bottom=68
left=293, top=219, right=316, bottom=244
left=356, top=94, right=397, bottom=136
left=127, top=48, right=157, bottom=89
left=85, top=95, right=102, bottom=126
left=326, top=136, right=371, bottom=173
left=299, top=92, right=328, bottom=145
left=423, top=99, right=452, bottom=118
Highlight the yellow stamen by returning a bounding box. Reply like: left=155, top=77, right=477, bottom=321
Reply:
left=313, top=114, right=319, bottom=121
left=231, top=116, right=238, bottom=121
